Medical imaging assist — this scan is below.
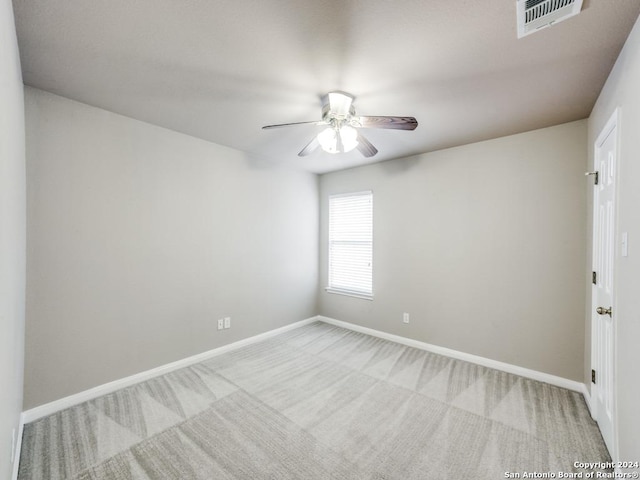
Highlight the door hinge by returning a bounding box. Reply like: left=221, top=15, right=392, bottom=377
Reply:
left=585, top=171, right=599, bottom=185
left=592, top=271, right=597, bottom=285
left=592, top=369, right=596, bottom=384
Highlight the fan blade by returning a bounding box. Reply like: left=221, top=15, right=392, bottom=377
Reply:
left=356, top=133, right=378, bottom=158
left=262, top=120, right=326, bottom=130
left=355, top=116, right=418, bottom=130
left=298, top=136, right=320, bottom=157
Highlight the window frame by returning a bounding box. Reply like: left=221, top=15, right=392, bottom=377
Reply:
left=325, top=190, right=373, bottom=300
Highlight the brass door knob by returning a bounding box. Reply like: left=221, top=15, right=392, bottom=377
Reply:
left=596, top=306, right=612, bottom=317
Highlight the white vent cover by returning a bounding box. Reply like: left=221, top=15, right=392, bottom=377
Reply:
left=517, top=0, right=583, bottom=38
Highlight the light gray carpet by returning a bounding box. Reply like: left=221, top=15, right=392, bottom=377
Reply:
left=18, top=321, right=611, bottom=479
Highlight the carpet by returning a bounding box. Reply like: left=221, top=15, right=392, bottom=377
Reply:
left=18, top=321, right=611, bottom=479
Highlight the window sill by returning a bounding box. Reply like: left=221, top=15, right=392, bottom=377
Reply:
left=325, top=287, right=373, bottom=301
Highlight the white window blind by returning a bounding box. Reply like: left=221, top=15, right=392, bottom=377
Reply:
left=327, top=191, right=373, bottom=299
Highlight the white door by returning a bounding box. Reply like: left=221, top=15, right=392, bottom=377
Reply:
left=591, top=109, right=618, bottom=459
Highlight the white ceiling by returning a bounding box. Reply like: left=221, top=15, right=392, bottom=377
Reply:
left=12, top=0, right=640, bottom=174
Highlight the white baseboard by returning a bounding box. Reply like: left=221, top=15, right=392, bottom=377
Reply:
left=21, top=316, right=318, bottom=424
left=20, top=314, right=589, bottom=430
left=581, top=384, right=593, bottom=416
left=318, top=316, right=587, bottom=394
left=10, top=414, right=25, bottom=480
left=15, top=313, right=593, bottom=479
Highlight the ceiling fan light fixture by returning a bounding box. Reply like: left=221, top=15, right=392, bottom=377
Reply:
left=263, top=90, right=417, bottom=158
left=317, top=125, right=359, bottom=154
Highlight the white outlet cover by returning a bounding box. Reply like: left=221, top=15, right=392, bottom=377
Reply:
left=217, top=319, right=224, bottom=330
left=224, top=317, right=231, bottom=329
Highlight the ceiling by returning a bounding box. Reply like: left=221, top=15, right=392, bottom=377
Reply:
left=12, top=0, right=640, bottom=174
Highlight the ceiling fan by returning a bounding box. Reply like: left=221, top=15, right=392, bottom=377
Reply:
left=262, top=91, right=418, bottom=158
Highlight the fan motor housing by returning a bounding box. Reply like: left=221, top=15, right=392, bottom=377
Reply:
left=321, top=91, right=356, bottom=121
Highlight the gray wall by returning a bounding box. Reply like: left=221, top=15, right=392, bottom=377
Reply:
left=24, top=88, right=319, bottom=409
left=0, top=0, right=26, bottom=476
left=587, top=14, right=640, bottom=462
left=320, top=120, right=587, bottom=381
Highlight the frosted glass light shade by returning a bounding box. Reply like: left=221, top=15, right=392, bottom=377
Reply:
left=317, top=125, right=359, bottom=154
left=340, top=125, right=358, bottom=152
left=317, top=127, right=338, bottom=154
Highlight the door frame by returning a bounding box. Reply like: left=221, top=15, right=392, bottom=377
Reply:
left=590, top=107, right=620, bottom=460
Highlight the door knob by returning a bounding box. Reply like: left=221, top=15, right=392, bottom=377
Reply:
left=596, top=306, right=612, bottom=317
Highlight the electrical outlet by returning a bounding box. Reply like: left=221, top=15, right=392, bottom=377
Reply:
left=217, top=318, right=224, bottom=330
left=403, top=313, right=410, bottom=324
left=224, top=317, right=231, bottom=329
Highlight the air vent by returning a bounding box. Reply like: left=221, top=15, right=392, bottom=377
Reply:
left=517, top=0, right=583, bottom=38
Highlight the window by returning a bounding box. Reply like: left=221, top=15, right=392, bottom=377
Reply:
left=327, top=191, right=373, bottom=299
